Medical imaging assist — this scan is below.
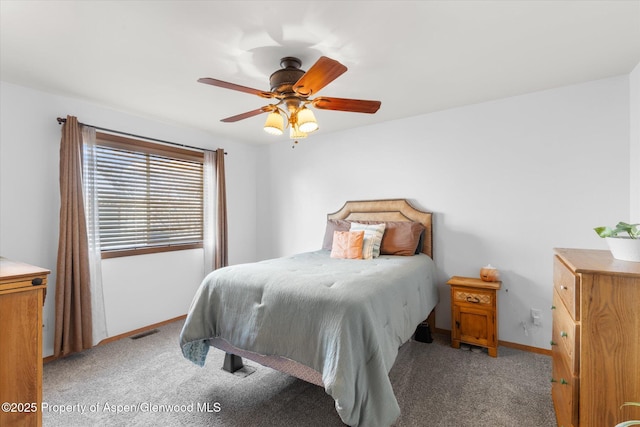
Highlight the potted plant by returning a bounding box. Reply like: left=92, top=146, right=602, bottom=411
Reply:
left=614, top=402, right=640, bottom=427
left=594, top=222, right=640, bottom=262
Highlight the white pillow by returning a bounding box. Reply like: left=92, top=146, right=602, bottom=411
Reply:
left=349, top=222, right=386, bottom=259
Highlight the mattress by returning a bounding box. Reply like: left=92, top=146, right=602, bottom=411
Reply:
left=180, top=250, right=438, bottom=427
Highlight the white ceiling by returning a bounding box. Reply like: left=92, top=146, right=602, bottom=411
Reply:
left=1, top=1, right=639, bottom=145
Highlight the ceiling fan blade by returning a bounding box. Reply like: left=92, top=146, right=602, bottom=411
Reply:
left=293, top=56, right=347, bottom=96
left=198, top=78, right=274, bottom=98
left=312, top=97, right=381, bottom=114
left=220, top=107, right=270, bottom=123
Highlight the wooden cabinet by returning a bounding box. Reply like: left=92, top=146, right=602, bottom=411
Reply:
left=447, top=276, right=501, bottom=357
left=0, top=258, right=49, bottom=427
left=552, top=248, right=640, bottom=427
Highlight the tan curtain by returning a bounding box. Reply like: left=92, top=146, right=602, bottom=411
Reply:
left=54, top=115, right=93, bottom=357
left=215, top=148, right=228, bottom=269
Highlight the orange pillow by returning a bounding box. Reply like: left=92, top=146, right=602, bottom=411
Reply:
left=330, top=230, right=365, bottom=259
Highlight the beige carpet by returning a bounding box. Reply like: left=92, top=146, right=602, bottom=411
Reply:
left=43, top=319, right=555, bottom=426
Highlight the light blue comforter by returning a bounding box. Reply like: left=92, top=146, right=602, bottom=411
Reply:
left=180, top=250, right=438, bottom=427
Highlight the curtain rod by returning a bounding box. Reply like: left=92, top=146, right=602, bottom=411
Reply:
left=56, top=117, right=226, bottom=154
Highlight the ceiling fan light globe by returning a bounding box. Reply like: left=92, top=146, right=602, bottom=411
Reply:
left=264, top=112, right=284, bottom=135
left=299, top=122, right=318, bottom=133
left=297, top=108, right=319, bottom=133
left=290, top=125, right=307, bottom=139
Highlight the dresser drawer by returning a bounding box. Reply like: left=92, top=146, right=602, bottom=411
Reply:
left=0, top=275, right=48, bottom=292
left=553, top=256, right=579, bottom=321
left=452, top=287, right=494, bottom=307
left=552, top=290, right=580, bottom=375
left=551, top=351, right=579, bottom=427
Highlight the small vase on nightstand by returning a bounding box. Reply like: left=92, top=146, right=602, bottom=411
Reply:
left=480, top=265, right=500, bottom=282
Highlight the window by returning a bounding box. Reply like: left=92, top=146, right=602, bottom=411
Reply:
left=87, top=132, right=204, bottom=258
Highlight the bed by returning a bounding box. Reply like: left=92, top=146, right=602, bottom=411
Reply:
left=180, top=199, right=438, bottom=427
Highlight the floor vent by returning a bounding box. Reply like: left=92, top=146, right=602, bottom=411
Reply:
left=130, top=329, right=159, bottom=340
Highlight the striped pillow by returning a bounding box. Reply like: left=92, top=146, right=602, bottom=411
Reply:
left=349, top=222, right=386, bottom=259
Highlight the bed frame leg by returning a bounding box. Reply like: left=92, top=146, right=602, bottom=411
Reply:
left=223, top=353, right=244, bottom=373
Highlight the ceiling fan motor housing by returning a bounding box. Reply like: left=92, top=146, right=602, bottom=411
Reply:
left=269, top=57, right=305, bottom=95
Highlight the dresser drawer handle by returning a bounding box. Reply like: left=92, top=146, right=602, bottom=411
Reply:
left=560, top=285, right=567, bottom=290
left=32, top=277, right=43, bottom=286
left=560, top=331, right=568, bottom=338
left=551, top=305, right=556, bottom=310
left=560, top=378, right=569, bottom=385
left=466, top=296, right=480, bottom=303
left=550, top=340, right=557, bottom=346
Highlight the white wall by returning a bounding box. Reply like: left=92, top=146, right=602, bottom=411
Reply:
left=0, top=81, right=259, bottom=357
left=258, top=75, right=631, bottom=350
left=630, top=61, right=640, bottom=222
left=100, top=250, right=203, bottom=337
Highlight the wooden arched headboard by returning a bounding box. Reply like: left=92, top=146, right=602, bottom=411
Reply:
left=327, top=199, right=433, bottom=258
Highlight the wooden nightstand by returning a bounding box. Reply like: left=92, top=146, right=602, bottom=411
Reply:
left=447, top=276, right=501, bottom=357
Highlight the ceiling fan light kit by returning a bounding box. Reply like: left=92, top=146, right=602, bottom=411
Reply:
left=198, top=56, right=381, bottom=142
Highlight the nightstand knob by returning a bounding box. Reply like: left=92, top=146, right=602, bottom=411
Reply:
left=550, top=340, right=557, bottom=346
left=551, top=305, right=556, bottom=310
left=560, top=331, right=568, bottom=338
left=560, top=378, right=569, bottom=385
left=550, top=378, right=557, bottom=383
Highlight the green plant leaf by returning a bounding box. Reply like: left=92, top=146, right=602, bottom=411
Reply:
left=616, top=222, right=634, bottom=236
left=627, top=224, right=640, bottom=239
left=594, top=226, right=616, bottom=238
left=594, top=223, right=639, bottom=239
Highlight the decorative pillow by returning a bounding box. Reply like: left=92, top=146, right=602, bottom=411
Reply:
left=350, top=222, right=386, bottom=259
left=323, top=219, right=425, bottom=256
left=379, top=221, right=425, bottom=256
left=322, top=219, right=351, bottom=250
left=330, top=230, right=365, bottom=259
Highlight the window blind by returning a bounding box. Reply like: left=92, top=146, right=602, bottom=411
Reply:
left=90, top=133, right=204, bottom=254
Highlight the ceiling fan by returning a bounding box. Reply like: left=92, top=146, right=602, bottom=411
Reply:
left=198, top=56, right=381, bottom=140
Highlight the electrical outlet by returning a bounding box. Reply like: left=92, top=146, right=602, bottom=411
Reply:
left=531, top=308, right=542, bottom=326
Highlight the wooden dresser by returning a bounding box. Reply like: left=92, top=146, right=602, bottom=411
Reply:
left=0, top=258, right=49, bottom=427
left=552, top=248, right=640, bottom=427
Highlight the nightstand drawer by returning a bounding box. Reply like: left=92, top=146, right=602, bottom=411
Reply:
left=552, top=290, right=579, bottom=375
left=452, top=288, right=494, bottom=307
left=553, top=256, right=579, bottom=321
